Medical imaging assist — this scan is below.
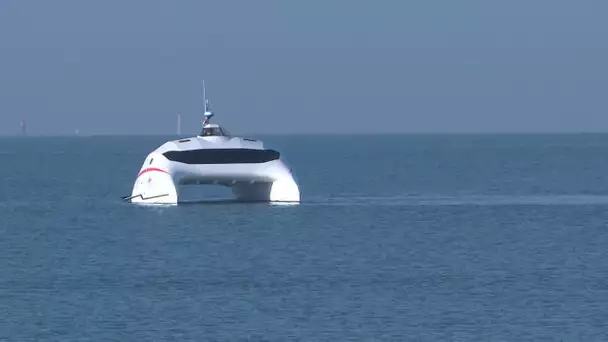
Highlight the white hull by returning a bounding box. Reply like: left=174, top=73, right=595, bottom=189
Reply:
left=126, top=136, right=300, bottom=205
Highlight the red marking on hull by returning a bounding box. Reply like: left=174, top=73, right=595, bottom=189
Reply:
left=137, top=167, right=170, bottom=179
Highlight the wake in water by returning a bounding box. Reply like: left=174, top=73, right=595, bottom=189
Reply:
left=304, top=194, right=608, bottom=207
left=121, top=193, right=608, bottom=207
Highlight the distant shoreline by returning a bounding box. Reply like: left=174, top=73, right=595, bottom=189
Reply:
left=3, top=131, right=608, bottom=138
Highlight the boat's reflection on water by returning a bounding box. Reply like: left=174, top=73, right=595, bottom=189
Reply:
left=128, top=198, right=300, bottom=207
left=178, top=199, right=299, bottom=206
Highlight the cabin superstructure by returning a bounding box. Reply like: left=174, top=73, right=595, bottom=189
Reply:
left=198, top=83, right=231, bottom=138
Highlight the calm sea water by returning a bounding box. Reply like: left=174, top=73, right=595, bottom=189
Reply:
left=1, top=134, right=608, bottom=341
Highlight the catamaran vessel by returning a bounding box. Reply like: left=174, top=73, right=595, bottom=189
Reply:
left=124, top=83, right=300, bottom=204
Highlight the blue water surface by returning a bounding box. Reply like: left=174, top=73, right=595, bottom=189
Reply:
left=1, top=134, right=608, bottom=340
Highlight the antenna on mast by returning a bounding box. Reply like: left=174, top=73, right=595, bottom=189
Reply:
left=202, top=80, right=207, bottom=112
left=202, top=80, right=214, bottom=125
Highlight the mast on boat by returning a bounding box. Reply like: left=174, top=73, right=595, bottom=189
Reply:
left=202, top=80, right=214, bottom=125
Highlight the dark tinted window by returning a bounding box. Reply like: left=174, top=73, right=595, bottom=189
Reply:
left=163, top=148, right=280, bottom=164
left=200, top=127, right=229, bottom=137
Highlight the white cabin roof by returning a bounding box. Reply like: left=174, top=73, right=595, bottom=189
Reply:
left=154, top=134, right=265, bottom=154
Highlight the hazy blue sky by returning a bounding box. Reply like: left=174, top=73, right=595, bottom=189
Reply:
left=1, top=0, right=607, bottom=135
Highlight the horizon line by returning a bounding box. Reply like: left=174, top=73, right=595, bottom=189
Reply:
left=5, top=131, right=608, bottom=137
